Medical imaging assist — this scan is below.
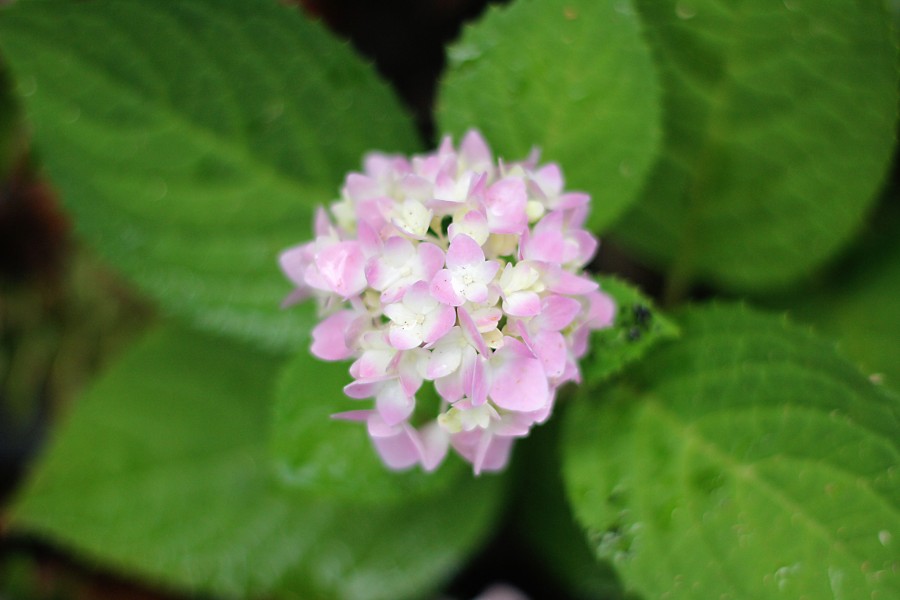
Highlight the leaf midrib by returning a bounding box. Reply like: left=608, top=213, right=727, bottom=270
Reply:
left=641, top=395, right=888, bottom=569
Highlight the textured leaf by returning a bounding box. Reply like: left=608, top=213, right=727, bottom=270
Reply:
left=438, top=0, right=661, bottom=231
left=271, top=349, right=468, bottom=504
left=774, top=201, right=900, bottom=391
left=612, top=0, right=897, bottom=291
left=0, top=0, right=419, bottom=351
left=563, top=304, right=900, bottom=599
left=9, top=327, right=502, bottom=600
left=585, top=275, right=679, bottom=387
left=514, top=415, right=634, bottom=600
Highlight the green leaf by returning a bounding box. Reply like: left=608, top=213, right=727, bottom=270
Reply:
left=772, top=201, right=900, bottom=391
left=271, top=349, right=469, bottom=505
left=563, top=304, right=900, bottom=599
left=514, top=415, right=634, bottom=600
left=583, top=275, right=679, bottom=387
left=9, top=326, right=502, bottom=600
left=438, top=0, right=662, bottom=231
left=0, top=0, right=419, bottom=351
left=612, top=0, right=898, bottom=291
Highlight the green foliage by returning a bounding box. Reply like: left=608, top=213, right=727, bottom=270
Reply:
left=9, top=326, right=502, bottom=600
left=271, top=349, right=470, bottom=504
left=612, top=0, right=897, bottom=292
left=0, top=0, right=897, bottom=597
left=514, top=416, right=634, bottom=600
left=563, top=304, right=900, bottom=599
left=0, top=0, right=419, bottom=351
left=584, top=275, right=679, bottom=387
left=438, top=0, right=662, bottom=231
left=774, top=202, right=900, bottom=391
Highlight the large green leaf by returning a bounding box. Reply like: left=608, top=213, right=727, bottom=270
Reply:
left=584, top=275, right=679, bottom=387
left=0, top=0, right=419, bottom=351
left=775, top=201, right=900, bottom=392
left=563, top=304, right=900, bottom=598
left=438, top=0, right=661, bottom=231
left=514, top=415, right=634, bottom=600
left=271, top=349, right=469, bottom=505
left=612, top=0, right=897, bottom=292
left=9, top=326, right=502, bottom=600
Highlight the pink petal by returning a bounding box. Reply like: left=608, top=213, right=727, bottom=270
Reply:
left=451, top=430, right=514, bottom=475
left=398, top=174, right=433, bottom=200
left=503, top=291, right=542, bottom=317
left=364, top=153, right=410, bottom=178
left=491, top=412, right=536, bottom=437
left=430, top=269, right=464, bottom=306
left=357, top=197, right=393, bottom=231
left=413, top=154, right=443, bottom=180
left=458, top=306, right=489, bottom=355
left=533, top=330, right=567, bottom=378
left=383, top=235, right=415, bottom=263
left=316, top=241, right=367, bottom=297
left=448, top=210, right=489, bottom=244
left=418, top=242, right=446, bottom=279
left=463, top=281, right=489, bottom=304
left=571, top=230, right=598, bottom=265
left=279, top=243, right=314, bottom=287
left=570, top=325, right=590, bottom=358
left=540, top=295, right=582, bottom=331
left=490, top=339, right=549, bottom=411
left=513, top=319, right=537, bottom=359
left=525, top=228, right=565, bottom=263
left=368, top=419, right=420, bottom=470
left=545, top=268, right=598, bottom=295
left=467, top=172, right=488, bottom=201
left=351, top=347, right=394, bottom=379
left=314, top=206, right=332, bottom=237
left=475, top=260, right=501, bottom=283
left=423, top=303, right=456, bottom=344
left=398, top=355, right=423, bottom=397
left=471, top=307, right=503, bottom=332
left=532, top=163, right=563, bottom=197
left=435, top=369, right=464, bottom=403
left=446, top=234, right=485, bottom=270
left=555, top=192, right=590, bottom=211
left=389, top=326, right=423, bottom=350
left=344, top=376, right=391, bottom=400
left=344, top=173, right=380, bottom=200
left=476, top=435, right=515, bottom=474
left=485, top=178, right=528, bottom=234
left=331, top=409, right=373, bottom=422
left=311, top=310, right=358, bottom=360
left=280, top=287, right=311, bottom=308
left=418, top=422, right=450, bottom=471
left=462, top=352, right=490, bottom=406
left=363, top=258, right=387, bottom=291
left=588, top=290, right=617, bottom=329
left=376, top=381, right=415, bottom=426
left=404, top=280, right=438, bottom=314
left=302, top=260, right=330, bottom=292
left=460, top=129, right=493, bottom=171
left=357, top=221, right=381, bottom=257
left=425, top=340, right=464, bottom=380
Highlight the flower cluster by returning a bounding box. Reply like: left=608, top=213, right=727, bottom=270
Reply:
left=280, top=131, right=614, bottom=474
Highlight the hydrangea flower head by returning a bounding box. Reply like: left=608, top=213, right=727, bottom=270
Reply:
left=280, top=130, right=615, bottom=474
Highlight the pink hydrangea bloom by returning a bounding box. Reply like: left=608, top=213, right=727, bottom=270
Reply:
left=280, top=130, right=615, bottom=474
